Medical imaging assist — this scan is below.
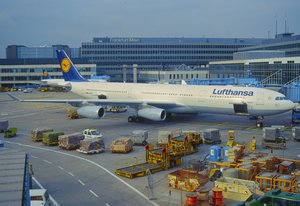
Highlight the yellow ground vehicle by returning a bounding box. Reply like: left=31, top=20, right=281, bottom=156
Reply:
left=4, top=127, right=17, bottom=138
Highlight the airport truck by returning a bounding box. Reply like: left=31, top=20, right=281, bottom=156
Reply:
left=82, top=128, right=103, bottom=139
left=292, top=104, right=300, bottom=124
left=30, top=189, right=51, bottom=206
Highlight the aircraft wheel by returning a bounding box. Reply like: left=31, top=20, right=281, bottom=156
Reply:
left=128, top=116, right=133, bottom=122
left=256, top=122, right=263, bottom=128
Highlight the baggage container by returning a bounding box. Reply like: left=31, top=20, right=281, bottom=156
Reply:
left=130, top=130, right=148, bottom=146
left=77, top=138, right=105, bottom=154
left=42, top=131, right=64, bottom=146
left=0, top=120, right=8, bottom=132
left=110, top=137, right=133, bottom=153
left=58, top=132, right=84, bottom=150
left=292, top=126, right=300, bottom=141
left=32, top=127, right=53, bottom=142
left=263, top=127, right=281, bottom=141
left=203, top=128, right=221, bottom=144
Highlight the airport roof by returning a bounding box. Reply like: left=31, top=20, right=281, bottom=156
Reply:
left=209, top=56, right=300, bottom=65
left=0, top=58, right=90, bottom=65
left=89, top=37, right=265, bottom=45
left=0, top=149, right=27, bottom=206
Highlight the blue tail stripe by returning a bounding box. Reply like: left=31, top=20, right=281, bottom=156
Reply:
left=56, top=50, right=87, bottom=82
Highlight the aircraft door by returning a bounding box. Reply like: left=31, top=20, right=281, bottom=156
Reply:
left=233, top=104, right=248, bottom=115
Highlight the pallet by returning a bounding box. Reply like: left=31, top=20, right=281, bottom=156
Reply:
left=76, top=149, right=104, bottom=154
left=59, top=145, right=79, bottom=150
left=262, top=141, right=286, bottom=149
left=204, top=139, right=222, bottom=144
left=43, top=142, right=58, bottom=146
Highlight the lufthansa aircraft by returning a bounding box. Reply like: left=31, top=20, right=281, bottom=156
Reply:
left=9, top=50, right=296, bottom=127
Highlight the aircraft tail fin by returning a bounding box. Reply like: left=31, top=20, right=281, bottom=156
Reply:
left=56, top=50, right=87, bottom=82
left=42, top=69, right=51, bottom=80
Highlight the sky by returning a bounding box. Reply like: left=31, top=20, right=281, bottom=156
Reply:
left=0, top=0, right=299, bottom=58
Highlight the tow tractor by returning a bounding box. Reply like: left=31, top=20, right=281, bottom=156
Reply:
left=82, top=128, right=103, bottom=139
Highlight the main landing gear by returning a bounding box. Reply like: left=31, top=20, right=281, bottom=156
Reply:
left=249, top=116, right=264, bottom=128
left=256, top=116, right=264, bottom=128
left=128, top=115, right=145, bottom=123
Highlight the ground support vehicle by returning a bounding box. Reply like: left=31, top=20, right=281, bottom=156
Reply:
left=4, top=127, right=17, bottom=138
left=42, top=132, right=64, bottom=146
left=58, top=133, right=84, bottom=150
left=76, top=138, right=105, bottom=154
left=262, top=138, right=286, bottom=149
left=67, top=110, right=80, bottom=119
left=31, top=127, right=53, bottom=142
left=82, top=128, right=103, bottom=139
left=30, top=189, right=51, bottom=206
left=115, top=144, right=182, bottom=178
left=115, top=162, right=164, bottom=179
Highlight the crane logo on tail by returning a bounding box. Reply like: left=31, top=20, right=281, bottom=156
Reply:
left=61, top=58, right=71, bottom=73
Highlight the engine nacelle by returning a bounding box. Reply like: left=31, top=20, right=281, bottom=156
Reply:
left=137, top=108, right=166, bottom=121
left=77, top=106, right=105, bottom=119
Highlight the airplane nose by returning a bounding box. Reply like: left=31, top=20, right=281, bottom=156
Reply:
left=288, top=101, right=298, bottom=110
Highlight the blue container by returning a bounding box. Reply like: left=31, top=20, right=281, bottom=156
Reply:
left=0, top=140, right=4, bottom=148
left=209, top=145, right=221, bottom=162
left=222, top=146, right=231, bottom=162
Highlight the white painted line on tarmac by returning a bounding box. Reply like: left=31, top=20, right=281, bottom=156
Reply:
left=105, top=203, right=110, bottom=206
left=32, top=176, right=60, bottom=206
left=43, top=160, right=52, bottom=164
left=5, top=141, right=160, bottom=206
left=89, top=190, right=99, bottom=198
left=68, top=172, right=75, bottom=177
left=58, top=166, right=65, bottom=170
left=78, top=179, right=85, bottom=186
left=31, top=155, right=38, bottom=159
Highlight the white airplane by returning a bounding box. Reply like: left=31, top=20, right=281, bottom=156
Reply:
left=8, top=50, right=296, bottom=127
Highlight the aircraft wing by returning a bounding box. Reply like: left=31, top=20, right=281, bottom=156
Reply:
left=7, top=93, right=180, bottom=108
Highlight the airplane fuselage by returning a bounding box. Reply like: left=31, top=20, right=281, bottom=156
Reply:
left=69, top=82, right=295, bottom=116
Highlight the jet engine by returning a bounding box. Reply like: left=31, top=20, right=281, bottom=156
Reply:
left=137, top=108, right=166, bottom=121
left=77, top=106, right=105, bottom=119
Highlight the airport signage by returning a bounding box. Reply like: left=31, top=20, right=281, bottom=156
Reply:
left=110, top=38, right=140, bottom=43
left=212, top=89, right=254, bottom=96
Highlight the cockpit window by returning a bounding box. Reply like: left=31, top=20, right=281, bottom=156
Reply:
left=275, top=96, right=288, bottom=100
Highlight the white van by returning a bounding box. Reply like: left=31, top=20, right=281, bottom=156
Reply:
left=30, top=189, right=51, bottom=206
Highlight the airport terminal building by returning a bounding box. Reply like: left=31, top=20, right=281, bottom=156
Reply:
left=209, top=56, right=300, bottom=85
left=81, top=37, right=265, bottom=82
left=0, top=58, right=96, bottom=88
left=238, top=33, right=300, bottom=57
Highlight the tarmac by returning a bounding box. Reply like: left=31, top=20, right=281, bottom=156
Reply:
left=1, top=91, right=299, bottom=206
